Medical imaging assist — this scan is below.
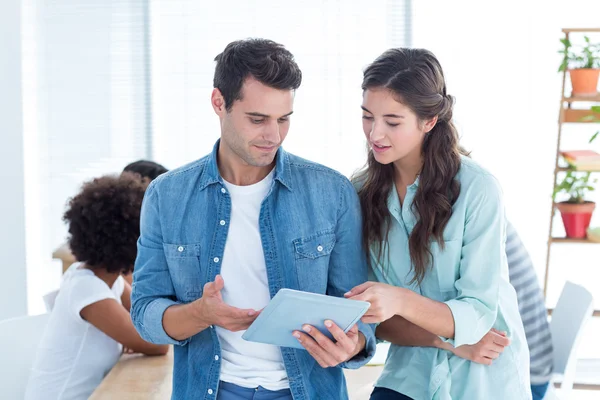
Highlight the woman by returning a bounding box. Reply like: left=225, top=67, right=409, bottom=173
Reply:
left=347, top=48, right=531, bottom=400
left=26, top=174, right=168, bottom=400
left=52, top=159, right=168, bottom=285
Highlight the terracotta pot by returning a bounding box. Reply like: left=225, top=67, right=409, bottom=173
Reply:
left=569, top=69, right=600, bottom=96
left=556, top=201, right=596, bottom=238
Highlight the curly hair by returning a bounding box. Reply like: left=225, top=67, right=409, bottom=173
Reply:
left=63, top=173, right=149, bottom=274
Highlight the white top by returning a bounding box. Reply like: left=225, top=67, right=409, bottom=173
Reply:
left=216, top=169, right=289, bottom=390
left=25, top=263, right=125, bottom=400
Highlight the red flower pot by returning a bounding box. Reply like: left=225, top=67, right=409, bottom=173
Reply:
left=556, top=202, right=596, bottom=238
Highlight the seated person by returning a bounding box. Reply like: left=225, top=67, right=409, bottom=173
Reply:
left=120, top=160, right=168, bottom=284
left=52, top=159, right=168, bottom=282
left=122, top=159, right=169, bottom=182
left=26, top=173, right=169, bottom=400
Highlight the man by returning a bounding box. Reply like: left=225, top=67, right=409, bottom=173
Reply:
left=131, top=38, right=375, bottom=400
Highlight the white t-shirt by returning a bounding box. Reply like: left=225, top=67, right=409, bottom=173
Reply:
left=216, top=169, right=289, bottom=390
left=25, top=263, right=125, bottom=400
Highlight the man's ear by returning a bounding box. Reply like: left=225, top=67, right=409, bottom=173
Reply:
left=211, top=88, right=226, bottom=115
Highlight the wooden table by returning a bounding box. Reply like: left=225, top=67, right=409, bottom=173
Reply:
left=89, top=348, right=174, bottom=399
left=90, top=346, right=383, bottom=399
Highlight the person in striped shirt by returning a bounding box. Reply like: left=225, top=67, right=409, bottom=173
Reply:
left=506, top=221, right=554, bottom=399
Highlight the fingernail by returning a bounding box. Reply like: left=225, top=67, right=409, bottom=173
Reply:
left=344, top=291, right=352, bottom=297
left=293, top=332, right=301, bottom=338
left=302, top=325, right=311, bottom=333
left=325, top=320, right=332, bottom=328
left=248, top=310, right=256, bottom=316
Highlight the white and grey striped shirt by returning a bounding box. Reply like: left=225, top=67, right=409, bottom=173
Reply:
left=506, top=221, right=554, bottom=384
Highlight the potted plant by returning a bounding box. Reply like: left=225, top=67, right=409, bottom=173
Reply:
left=559, top=36, right=600, bottom=96
left=553, top=171, right=596, bottom=238
left=554, top=127, right=599, bottom=238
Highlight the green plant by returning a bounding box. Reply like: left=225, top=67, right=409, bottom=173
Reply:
left=581, top=106, right=600, bottom=141
left=555, top=118, right=599, bottom=203
left=558, top=36, right=600, bottom=72
left=553, top=170, right=596, bottom=204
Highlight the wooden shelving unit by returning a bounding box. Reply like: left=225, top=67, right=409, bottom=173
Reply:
left=545, top=28, right=600, bottom=297
left=544, top=28, right=600, bottom=390
left=549, top=237, right=600, bottom=244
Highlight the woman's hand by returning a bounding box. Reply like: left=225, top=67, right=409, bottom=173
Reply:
left=345, top=282, right=404, bottom=324
left=448, top=329, right=510, bottom=365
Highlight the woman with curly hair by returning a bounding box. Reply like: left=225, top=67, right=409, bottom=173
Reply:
left=26, top=173, right=168, bottom=400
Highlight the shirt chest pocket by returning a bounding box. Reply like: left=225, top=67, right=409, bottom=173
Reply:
left=429, top=239, right=462, bottom=296
left=293, top=231, right=336, bottom=293
left=163, top=243, right=204, bottom=302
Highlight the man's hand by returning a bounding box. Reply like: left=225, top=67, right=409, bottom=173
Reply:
left=194, top=275, right=259, bottom=332
left=448, top=328, right=510, bottom=365
left=293, top=321, right=365, bottom=368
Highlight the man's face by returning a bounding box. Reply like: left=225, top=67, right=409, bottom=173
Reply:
left=213, top=77, right=294, bottom=168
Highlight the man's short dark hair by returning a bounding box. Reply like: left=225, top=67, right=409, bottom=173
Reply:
left=63, top=173, right=148, bottom=274
left=213, top=38, right=302, bottom=111
left=122, top=159, right=168, bottom=181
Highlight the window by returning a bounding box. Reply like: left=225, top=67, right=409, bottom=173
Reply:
left=150, top=0, right=412, bottom=177
left=22, top=0, right=151, bottom=313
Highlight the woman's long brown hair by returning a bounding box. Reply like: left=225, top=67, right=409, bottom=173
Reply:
left=355, top=48, right=461, bottom=285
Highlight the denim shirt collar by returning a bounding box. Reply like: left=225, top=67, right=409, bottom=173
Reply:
left=198, top=139, right=293, bottom=191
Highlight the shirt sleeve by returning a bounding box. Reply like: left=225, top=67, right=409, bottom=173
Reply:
left=112, top=275, right=125, bottom=300
left=68, top=275, right=118, bottom=322
left=443, top=173, right=507, bottom=347
left=328, top=178, right=377, bottom=368
left=130, top=181, right=188, bottom=346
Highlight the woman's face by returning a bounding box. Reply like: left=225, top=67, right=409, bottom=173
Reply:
left=361, top=88, right=429, bottom=166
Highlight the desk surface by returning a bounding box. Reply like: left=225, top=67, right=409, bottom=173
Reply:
left=89, top=348, right=174, bottom=400
left=90, top=347, right=382, bottom=399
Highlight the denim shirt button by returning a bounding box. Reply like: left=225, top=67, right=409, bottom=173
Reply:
left=208, top=388, right=213, bottom=395
left=214, top=355, right=219, bottom=361
left=221, top=188, right=226, bottom=194
left=220, top=220, right=226, bottom=226
left=177, top=246, right=184, bottom=252
left=317, top=245, right=323, bottom=252
left=213, top=257, right=220, bottom=263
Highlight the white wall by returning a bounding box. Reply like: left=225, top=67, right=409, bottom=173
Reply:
left=413, top=0, right=600, bottom=358
left=0, top=0, right=28, bottom=320
left=413, top=0, right=600, bottom=303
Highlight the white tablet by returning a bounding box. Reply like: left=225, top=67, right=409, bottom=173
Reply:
left=242, top=288, right=370, bottom=350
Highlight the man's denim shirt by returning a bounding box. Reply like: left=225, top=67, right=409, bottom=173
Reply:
left=131, top=141, right=376, bottom=400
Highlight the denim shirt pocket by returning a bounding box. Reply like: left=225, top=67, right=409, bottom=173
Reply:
left=293, top=231, right=336, bottom=293
left=163, top=242, right=203, bottom=302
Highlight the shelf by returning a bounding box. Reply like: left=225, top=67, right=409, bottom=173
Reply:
left=562, top=28, right=600, bottom=33
left=563, top=94, right=600, bottom=103
left=556, top=167, right=600, bottom=173
left=561, top=108, right=600, bottom=123
left=550, top=237, right=600, bottom=244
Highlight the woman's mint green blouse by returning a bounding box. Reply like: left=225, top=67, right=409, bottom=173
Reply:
left=369, top=157, right=532, bottom=400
